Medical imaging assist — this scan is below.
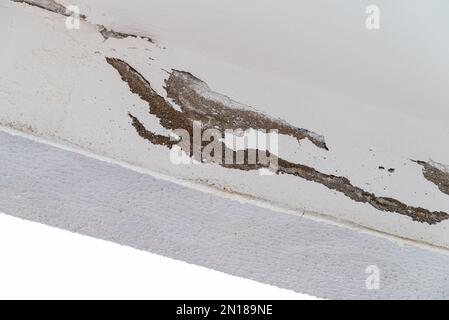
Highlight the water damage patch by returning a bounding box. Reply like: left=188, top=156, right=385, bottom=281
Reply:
left=106, top=57, right=449, bottom=225
left=415, top=160, right=449, bottom=197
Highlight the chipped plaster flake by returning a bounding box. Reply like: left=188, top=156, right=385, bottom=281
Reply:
left=429, top=160, right=449, bottom=175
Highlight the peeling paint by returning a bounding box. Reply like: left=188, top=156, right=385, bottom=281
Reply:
left=165, top=70, right=328, bottom=150
left=11, top=0, right=153, bottom=43
left=12, top=0, right=86, bottom=18
left=98, top=26, right=153, bottom=43
left=415, top=160, right=449, bottom=197
left=106, top=57, right=449, bottom=225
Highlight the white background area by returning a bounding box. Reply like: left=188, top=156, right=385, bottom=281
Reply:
left=0, top=212, right=315, bottom=300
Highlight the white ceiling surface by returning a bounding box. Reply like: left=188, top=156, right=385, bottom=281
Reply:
left=1, top=1, right=448, bottom=248
left=58, top=0, right=449, bottom=124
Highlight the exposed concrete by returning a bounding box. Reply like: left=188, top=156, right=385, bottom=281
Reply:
left=106, top=57, right=449, bottom=225
left=106, top=58, right=327, bottom=150
left=415, top=160, right=449, bottom=197
left=98, top=26, right=153, bottom=42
